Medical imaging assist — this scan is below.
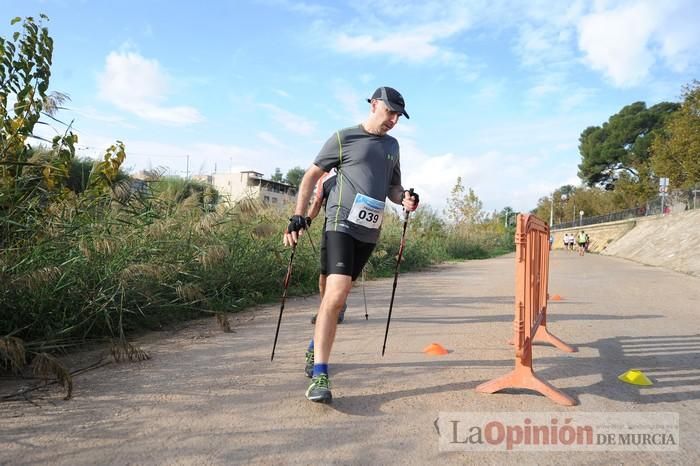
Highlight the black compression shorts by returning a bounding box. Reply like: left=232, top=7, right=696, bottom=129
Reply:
left=320, top=231, right=375, bottom=281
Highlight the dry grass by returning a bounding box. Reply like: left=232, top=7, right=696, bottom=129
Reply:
left=251, top=222, right=278, bottom=239
left=110, top=340, right=151, bottom=363
left=234, top=196, right=263, bottom=216
left=196, top=211, right=224, bottom=234
left=144, top=218, right=177, bottom=241
left=31, top=352, right=73, bottom=400
left=176, top=283, right=206, bottom=303
left=119, top=263, right=167, bottom=284
left=13, top=266, right=61, bottom=292
left=94, top=237, right=119, bottom=256
left=197, top=245, right=229, bottom=270
left=216, top=313, right=232, bottom=333
left=0, top=336, right=26, bottom=373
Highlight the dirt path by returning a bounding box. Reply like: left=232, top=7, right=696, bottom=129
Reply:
left=2, top=252, right=699, bottom=464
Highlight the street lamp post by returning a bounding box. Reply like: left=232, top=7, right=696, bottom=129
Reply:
left=560, top=194, right=568, bottom=225
left=550, top=193, right=569, bottom=227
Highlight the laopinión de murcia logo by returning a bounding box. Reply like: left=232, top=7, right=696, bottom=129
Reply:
left=436, top=412, right=679, bottom=452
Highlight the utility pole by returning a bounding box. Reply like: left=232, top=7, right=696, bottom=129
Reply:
left=659, top=177, right=669, bottom=214
left=186, top=154, right=190, bottom=180
left=549, top=195, right=554, bottom=227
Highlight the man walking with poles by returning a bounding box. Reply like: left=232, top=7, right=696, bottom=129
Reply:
left=283, top=86, right=419, bottom=403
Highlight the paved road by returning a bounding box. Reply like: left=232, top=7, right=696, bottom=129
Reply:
left=2, top=251, right=699, bottom=464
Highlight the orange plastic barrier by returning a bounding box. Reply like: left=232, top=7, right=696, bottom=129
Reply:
left=476, top=214, right=577, bottom=406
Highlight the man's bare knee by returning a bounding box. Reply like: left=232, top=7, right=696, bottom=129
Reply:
left=320, top=275, right=351, bottom=312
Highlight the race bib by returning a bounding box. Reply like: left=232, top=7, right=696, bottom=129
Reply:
left=347, top=193, right=385, bottom=229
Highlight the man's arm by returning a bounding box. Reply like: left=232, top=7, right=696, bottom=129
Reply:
left=388, top=184, right=405, bottom=204
left=294, top=164, right=325, bottom=216
left=283, top=164, right=326, bottom=246
left=387, top=156, right=418, bottom=211
left=388, top=154, right=404, bottom=204
left=305, top=172, right=328, bottom=220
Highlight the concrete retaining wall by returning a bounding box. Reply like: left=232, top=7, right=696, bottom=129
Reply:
left=552, top=209, right=700, bottom=277
left=551, top=220, right=636, bottom=253
left=601, top=209, right=700, bottom=277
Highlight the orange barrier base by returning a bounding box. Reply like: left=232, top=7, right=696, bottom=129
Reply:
left=532, top=325, right=577, bottom=353
left=508, top=325, right=577, bottom=353
left=476, top=360, right=576, bottom=406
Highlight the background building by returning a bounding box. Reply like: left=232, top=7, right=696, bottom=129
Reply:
left=194, top=170, right=296, bottom=206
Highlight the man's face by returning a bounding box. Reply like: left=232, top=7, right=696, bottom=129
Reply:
left=371, top=99, right=401, bottom=135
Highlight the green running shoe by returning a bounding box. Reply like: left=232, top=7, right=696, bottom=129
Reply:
left=304, top=349, right=314, bottom=378
left=305, top=373, right=332, bottom=403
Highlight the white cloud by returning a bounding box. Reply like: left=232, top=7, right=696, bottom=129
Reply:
left=577, top=2, right=656, bottom=87
left=335, top=31, right=441, bottom=63
left=97, top=50, right=203, bottom=125
left=471, top=80, right=507, bottom=101
left=72, top=106, right=131, bottom=125
left=260, top=0, right=333, bottom=16
left=322, top=3, right=479, bottom=79
left=359, top=73, right=374, bottom=84
left=395, top=135, right=552, bottom=213
left=559, top=87, right=598, bottom=112
left=259, top=103, right=316, bottom=135
left=391, top=112, right=602, bottom=213
left=331, top=82, right=366, bottom=123
left=523, top=73, right=599, bottom=112
left=527, top=72, right=567, bottom=99
left=257, top=131, right=285, bottom=148
left=73, top=132, right=278, bottom=178
left=512, top=1, right=584, bottom=68
left=273, top=88, right=290, bottom=98
left=577, top=0, right=700, bottom=87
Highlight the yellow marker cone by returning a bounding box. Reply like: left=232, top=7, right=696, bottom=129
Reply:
left=618, top=369, right=653, bottom=386
left=423, top=343, right=448, bottom=356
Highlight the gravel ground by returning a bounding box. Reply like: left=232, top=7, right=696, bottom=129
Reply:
left=1, top=251, right=699, bottom=465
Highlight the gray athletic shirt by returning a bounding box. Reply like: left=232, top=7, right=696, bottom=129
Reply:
left=313, top=124, right=402, bottom=244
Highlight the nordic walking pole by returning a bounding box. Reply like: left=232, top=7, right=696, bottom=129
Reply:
left=362, top=269, right=369, bottom=320
left=306, top=225, right=317, bottom=255
left=271, top=242, right=297, bottom=361
left=382, top=189, right=413, bottom=356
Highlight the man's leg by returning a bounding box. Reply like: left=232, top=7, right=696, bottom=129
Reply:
left=319, top=274, right=326, bottom=297
left=311, top=274, right=347, bottom=324
left=314, top=274, right=352, bottom=363
left=305, top=274, right=351, bottom=403
left=305, top=274, right=327, bottom=377
left=305, top=232, right=373, bottom=402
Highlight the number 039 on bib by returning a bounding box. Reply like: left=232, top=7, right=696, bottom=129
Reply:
left=347, top=193, right=385, bottom=229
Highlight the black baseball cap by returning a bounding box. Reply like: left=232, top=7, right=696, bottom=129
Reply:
left=367, top=86, right=409, bottom=119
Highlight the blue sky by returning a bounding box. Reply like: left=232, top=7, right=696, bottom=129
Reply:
left=3, top=0, right=699, bottom=213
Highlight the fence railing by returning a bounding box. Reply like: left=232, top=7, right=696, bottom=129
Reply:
left=552, top=196, right=680, bottom=231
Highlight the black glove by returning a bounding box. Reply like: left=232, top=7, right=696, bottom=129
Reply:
left=404, top=189, right=420, bottom=207
left=287, top=215, right=309, bottom=234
